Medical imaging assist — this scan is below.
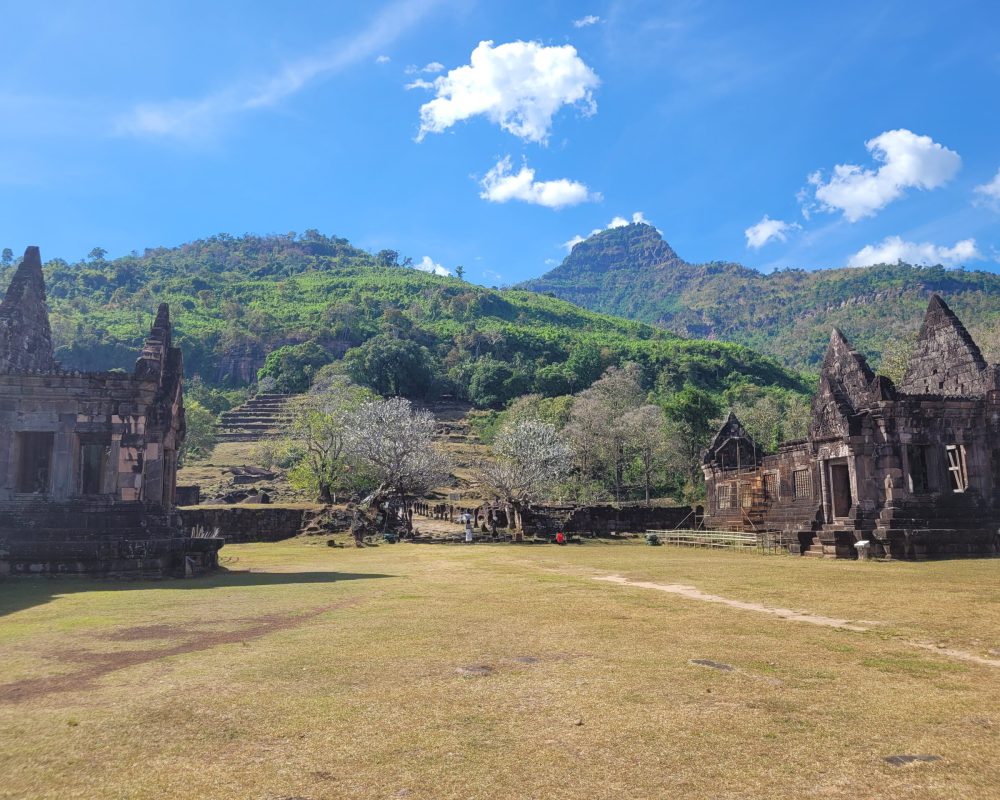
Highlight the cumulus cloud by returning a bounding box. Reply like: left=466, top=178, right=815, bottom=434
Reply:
left=562, top=212, right=652, bottom=251
left=745, top=215, right=801, bottom=249
left=416, top=40, right=599, bottom=143
left=847, top=236, right=981, bottom=268
left=375, top=55, right=391, bottom=64
left=480, top=156, right=599, bottom=209
left=573, top=15, right=601, bottom=27
left=973, top=168, right=1000, bottom=210
left=414, top=255, right=450, bottom=276
left=805, top=129, right=961, bottom=222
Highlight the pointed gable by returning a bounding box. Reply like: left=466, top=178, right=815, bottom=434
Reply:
left=898, top=294, right=991, bottom=396
left=818, top=328, right=876, bottom=412
left=702, top=412, right=763, bottom=470
left=0, top=246, right=57, bottom=373
left=134, top=303, right=174, bottom=381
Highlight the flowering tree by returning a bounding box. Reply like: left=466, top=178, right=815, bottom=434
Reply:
left=343, top=397, right=452, bottom=508
left=477, top=418, right=572, bottom=530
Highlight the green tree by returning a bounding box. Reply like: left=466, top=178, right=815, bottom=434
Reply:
left=284, top=376, right=372, bottom=503
left=87, top=246, right=108, bottom=262
left=343, top=334, right=439, bottom=397
left=180, top=399, right=217, bottom=465
left=660, top=384, right=722, bottom=500
left=257, top=341, right=330, bottom=393
left=1, top=248, right=12, bottom=266
left=455, top=265, right=465, bottom=280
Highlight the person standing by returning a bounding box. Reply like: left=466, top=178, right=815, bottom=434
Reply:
left=462, top=512, right=474, bottom=543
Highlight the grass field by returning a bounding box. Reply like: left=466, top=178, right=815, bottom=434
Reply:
left=1, top=540, right=998, bottom=800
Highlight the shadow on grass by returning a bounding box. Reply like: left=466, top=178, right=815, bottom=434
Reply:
left=0, top=568, right=396, bottom=619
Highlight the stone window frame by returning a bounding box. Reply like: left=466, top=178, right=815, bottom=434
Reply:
left=762, top=471, right=780, bottom=501
left=76, top=433, right=113, bottom=497
left=717, top=483, right=734, bottom=510
left=793, top=468, right=812, bottom=500
left=14, top=431, right=56, bottom=495
left=945, top=445, right=969, bottom=493
left=906, top=444, right=932, bottom=495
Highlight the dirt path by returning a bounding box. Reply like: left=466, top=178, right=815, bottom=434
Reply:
left=595, top=573, right=1000, bottom=668
left=594, top=574, right=870, bottom=631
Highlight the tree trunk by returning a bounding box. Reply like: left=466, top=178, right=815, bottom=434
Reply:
left=318, top=482, right=333, bottom=505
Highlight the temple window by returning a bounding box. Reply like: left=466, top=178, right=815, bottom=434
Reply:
left=79, top=437, right=112, bottom=495
left=16, top=432, right=54, bottom=494
left=793, top=469, right=812, bottom=499
left=907, top=445, right=931, bottom=494
left=717, top=484, right=734, bottom=510
left=763, top=472, right=779, bottom=500
left=945, top=445, right=968, bottom=493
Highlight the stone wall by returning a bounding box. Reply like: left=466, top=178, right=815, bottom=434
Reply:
left=525, top=503, right=693, bottom=535
left=180, top=506, right=308, bottom=543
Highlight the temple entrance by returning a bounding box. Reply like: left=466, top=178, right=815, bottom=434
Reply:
left=829, top=461, right=853, bottom=519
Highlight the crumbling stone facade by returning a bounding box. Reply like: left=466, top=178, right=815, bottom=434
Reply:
left=702, top=296, right=1000, bottom=560
left=0, top=247, right=223, bottom=576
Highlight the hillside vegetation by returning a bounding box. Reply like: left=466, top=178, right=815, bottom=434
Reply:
left=9, top=232, right=809, bottom=411
left=521, top=223, right=1000, bottom=371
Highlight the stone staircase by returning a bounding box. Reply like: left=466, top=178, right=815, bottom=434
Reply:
left=218, top=394, right=294, bottom=442
left=801, top=511, right=873, bottom=559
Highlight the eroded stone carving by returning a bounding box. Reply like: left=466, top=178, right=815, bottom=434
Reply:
left=0, top=247, right=223, bottom=577
left=702, top=294, right=1000, bottom=560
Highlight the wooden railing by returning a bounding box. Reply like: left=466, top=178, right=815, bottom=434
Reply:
left=646, top=528, right=789, bottom=554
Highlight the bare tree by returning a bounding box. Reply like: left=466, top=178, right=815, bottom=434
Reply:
left=343, top=397, right=451, bottom=508
left=477, top=418, right=572, bottom=531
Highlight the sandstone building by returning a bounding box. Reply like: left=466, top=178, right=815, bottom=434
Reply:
left=0, top=247, right=222, bottom=576
left=702, top=295, right=1000, bottom=559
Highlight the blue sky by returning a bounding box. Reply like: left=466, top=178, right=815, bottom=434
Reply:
left=1, top=0, right=998, bottom=284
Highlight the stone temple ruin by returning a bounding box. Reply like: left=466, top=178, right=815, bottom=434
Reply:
left=0, top=247, right=223, bottom=576
left=702, top=295, right=1000, bottom=559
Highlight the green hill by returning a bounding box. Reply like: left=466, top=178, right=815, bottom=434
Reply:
left=521, top=223, right=1000, bottom=371
left=9, top=232, right=809, bottom=409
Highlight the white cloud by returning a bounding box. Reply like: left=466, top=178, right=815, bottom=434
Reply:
left=745, top=215, right=801, bottom=249
left=118, top=0, right=441, bottom=140
left=414, top=255, right=450, bottom=276
left=480, top=156, right=599, bottom=209
left=562, top=212, right=652, bottom=251
left=805, top=129, right=961, bottom=222
left=847, top=236, right=981, bottom=268
left=973, top=168, right=1000, bottom=210
left=405, top=61, right=445, bottom=75
left=375, top=55, right=391, bottom=64
left=405, top=78, right=435, bottom=90
left=416, top=40, right=599, bottom=144
left=573, top=15, right=601, bottom=27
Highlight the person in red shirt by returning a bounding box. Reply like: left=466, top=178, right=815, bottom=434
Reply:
left=555, top=531, right=566, bottom=545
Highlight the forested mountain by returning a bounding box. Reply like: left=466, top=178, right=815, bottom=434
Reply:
left=5, top=232, right=808, bottom=410
left=521, top=223, right=1000, bottom=372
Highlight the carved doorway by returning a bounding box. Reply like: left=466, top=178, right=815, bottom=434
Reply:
left=828, top=461, right=853, bottom=519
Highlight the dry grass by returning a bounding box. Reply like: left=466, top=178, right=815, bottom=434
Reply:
left=1, top=541, right=998, bottom=799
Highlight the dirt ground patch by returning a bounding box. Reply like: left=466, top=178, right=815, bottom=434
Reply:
left=0, top=600, right=358, bottom=704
